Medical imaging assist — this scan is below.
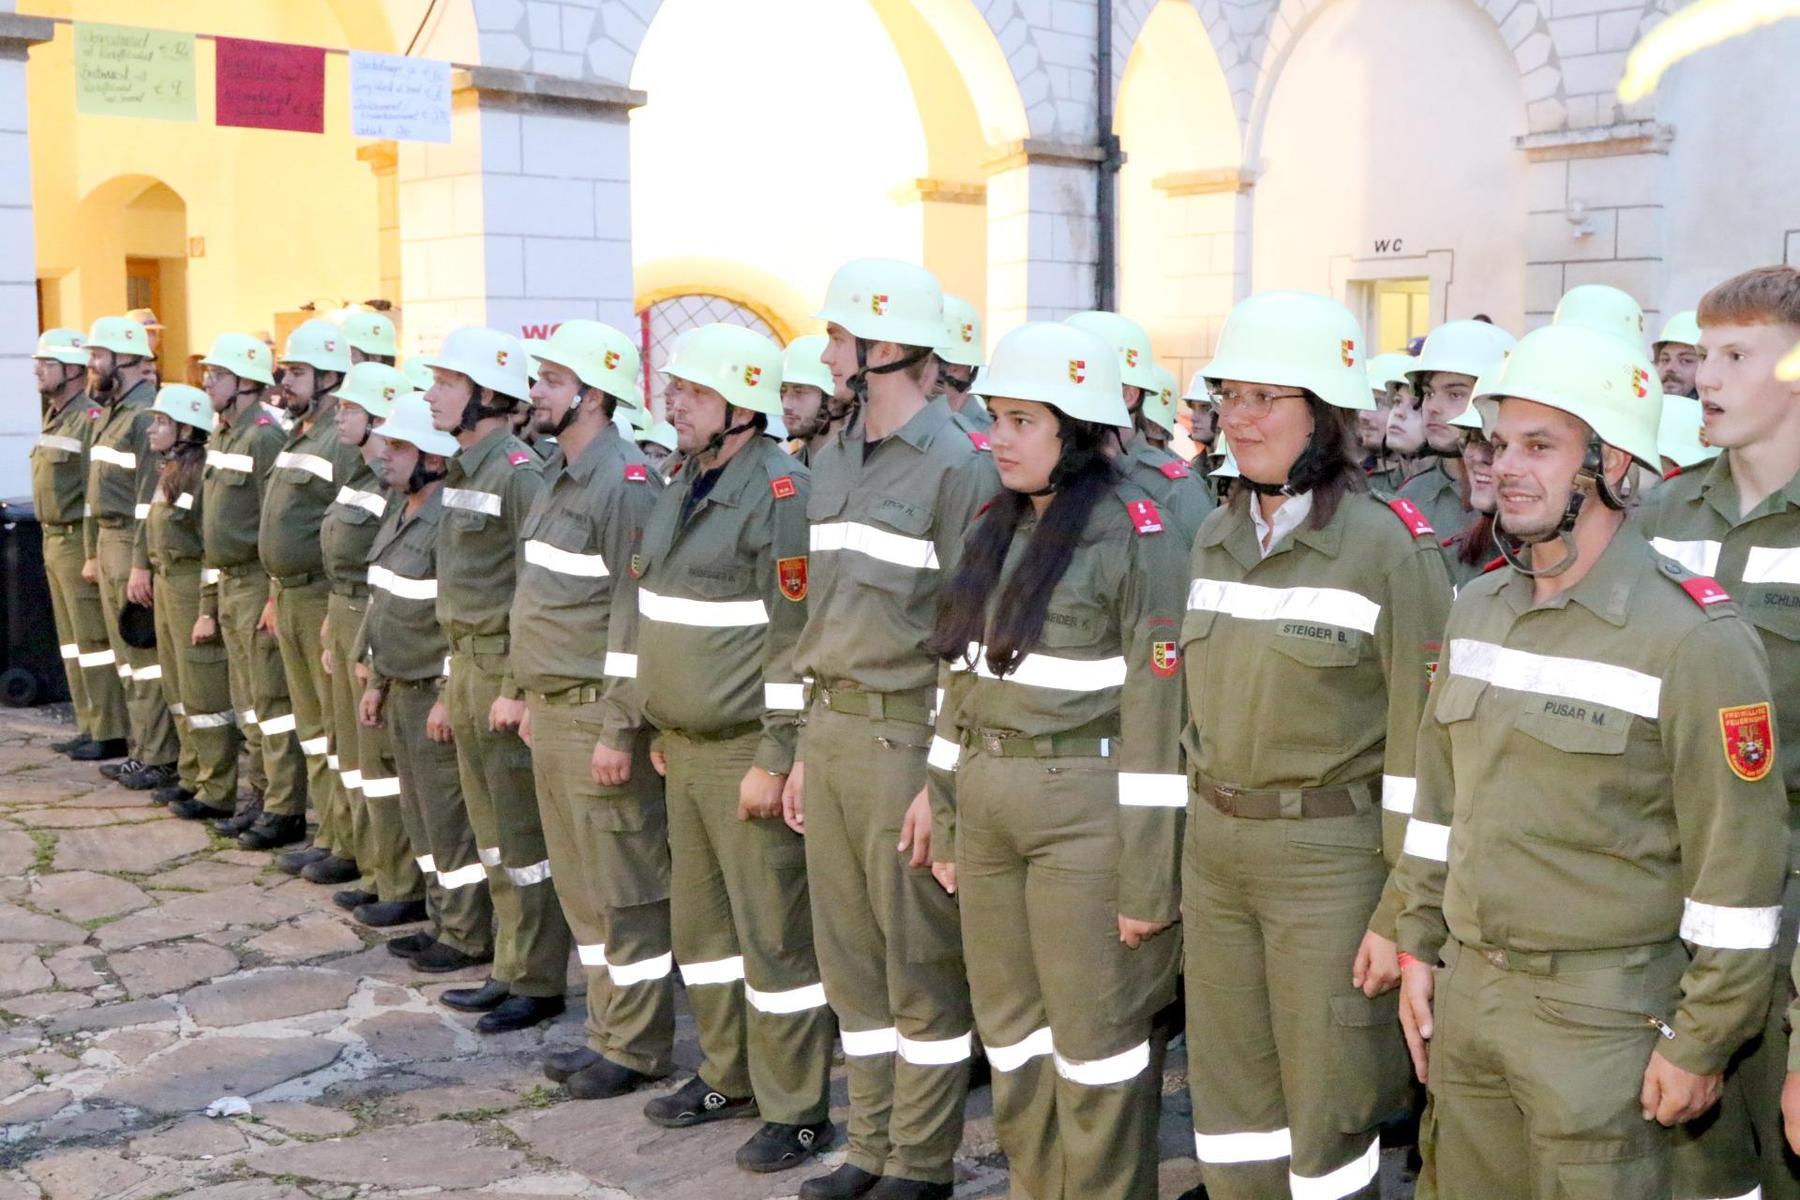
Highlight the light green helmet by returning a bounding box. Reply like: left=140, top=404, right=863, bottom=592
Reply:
left=1653, top=310, right=1701, bottom=355
left=201, top=333, right=277, bottom=387
left=34, top=328, right=88, bottom=366
left=816, top=258, right=945, bottom=348
left=152, top=384, right=215, bottom=434
left=373, top=393, right=461, bottom=458
left=780, top=334, right=836, bottom=395
left=1202, top=291, right=1373, bottom=411
left=88, top=316, right=151, bottom=358
left=338, top=309, right=398, bottom=359
left=939, top=296, right=984, bottom=368
left=1141, top=364, right=1179, bottom=436
left=1553, top=285, right=1648, bottom=355
left=335, top=362, right=413, bottom=420
left=1407, top=321, right=1518, bottom=422
left=1064, top=310, right=1160, bottom=392
left=637, top=419, right=679, bottom=452
left=664, top=323, right=785, bottom=418
left=400, top=358, right=436, bottom=394
left=1657, top=393, right=1719, bottom=470
left=971, top=321, right=1128, bottom=427
left=282, top=319, right=353, bottom=374
left=1473, top=323, right=1663, bottom=468
left=533, top=320, right=643, bottom=404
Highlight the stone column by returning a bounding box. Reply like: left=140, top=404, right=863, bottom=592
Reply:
left=983, top=139, right=1104, bottom=329
left=0, top=12, right=53, bottom=498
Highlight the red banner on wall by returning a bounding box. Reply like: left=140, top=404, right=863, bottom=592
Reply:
left=215, top=37, right=325, bottom=134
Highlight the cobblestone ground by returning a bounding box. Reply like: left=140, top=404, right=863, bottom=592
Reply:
left=0, top=704, right=1415, bottom=1199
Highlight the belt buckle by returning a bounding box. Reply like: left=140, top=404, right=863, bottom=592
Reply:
left=982, top=733, right=1002, bottom=754
left=1483, top=948, right=1508, bottom=970
left=818, top=686, right=833, bottom=709
left=1212, top=785, right=1237, bottom=816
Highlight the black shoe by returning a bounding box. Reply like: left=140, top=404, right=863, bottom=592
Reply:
left=414, top=942, right=493, bottom=974
left=52, top=732, right=95, bottom=755
left=565, top=1056, right=655, bottom=1100
left=968, top=1054, right=991, bottom=1092
left=386, top=932, right=436, bottom=959
left=73, top=738, right=128, bottom=763
left=543, top=1045, right=603, bottom=1083
left=152, top=783, right=194, bottom=807
left=238, top=812, right=306, bottom=850
left=169, top=796, right=234, bottom=821
left=737, top=1121, right=833, bottom=1174
left=100, top=755, right=143, bottom=780
left=332, top=889, right=377, bottom=912
left=799, top=1164, right=882, bottom=1200
left=354, top=899, right=427, bottom=928
left=476, top=993, right=565, bottom=1035
left=277, top=845, right=330, bottom=875
left=302, top=855, right=361, bottom=885
left=213, top=801, right=263, bottom=836
left=643, top=1076, right=757, bottom=1128
left=121, top=762, right=178, bottom=791
left=1173, top=1189, right=1209, bottom=1200
left=439, top=979, right=509, bottom=1011
left=866, top=1179, right=952, bottom=1200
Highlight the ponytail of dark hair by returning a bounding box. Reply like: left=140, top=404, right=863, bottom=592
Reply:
left=159, top=428, right=208, bottom=506
left=928, top=413, right=1118, bottom=677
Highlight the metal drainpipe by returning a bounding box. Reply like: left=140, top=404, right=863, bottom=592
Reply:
left=1095, top=0, right=1120, bottom=312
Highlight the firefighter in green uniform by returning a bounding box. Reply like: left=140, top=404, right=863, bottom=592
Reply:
left=247, top=319, right=356, bottom=852
left=33, top=328, right=128, bottom=762
left=1553, top=282, right=1649, bottom=349
left=83, top=315, right=180, bottom=789
left=139, top=385, right=240, bottom=819
left=1393, top=320, right=1788, bottom=1198
left=924, top=321, right=1187, bottom=1200
left=318, top=362, right=425, bottom=924
left=781, top=334, right=839, bottom=467
left=936, top=295, right=990, bottom=431
left=1358, top=352, right=1413, bottom=497
left=511, top=319, right=673, bottom=1084
left=1065, top=311, right=1215, bottom=545
left=1653, top=310, right=1703, bottom=400
left=1179, top=291, right=1452, bottom=1200
left=422, top=325, right=572, bottom=1033
left=614, top=322, right=835, bottom=1172
left=195, top=333, right=303, bottom=835
left=783, top=258, right=995, bottom=1200
left=341, top=310, right=398, bottom=367
left=1395, top=320, right=1516, bottom=552
left=1644, top=268, right=1800, bottom=1200
left=356, top=394, right=497, bottom=972
left=1142, top=363, right=1180, bottom=452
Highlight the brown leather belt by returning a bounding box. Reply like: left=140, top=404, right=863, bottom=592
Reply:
left=1191, top=772, right=1373, bottom=820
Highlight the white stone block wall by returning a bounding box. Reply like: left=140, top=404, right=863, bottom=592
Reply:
left=0, top=15, right=50, bottom=501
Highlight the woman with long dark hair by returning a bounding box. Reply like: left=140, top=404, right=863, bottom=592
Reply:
left=923, top=322, right=1188, bottom=1200
left=1178, top=292, right=1453, bottom=1200
left=142, top=385, right=242, bottom=820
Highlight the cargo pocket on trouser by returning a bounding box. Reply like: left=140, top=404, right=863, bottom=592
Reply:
left=1528, top=993, right=1669, bottom=1199
left=1324, top=990, right=1412, bottom=1134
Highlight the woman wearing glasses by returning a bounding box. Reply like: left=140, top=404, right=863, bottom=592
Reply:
left=1177, top=292, right=1453, bottom=1200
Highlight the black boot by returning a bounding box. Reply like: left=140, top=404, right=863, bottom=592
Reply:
left=152, top=783, right=195, bottom=807
left=737, top=1121, right=833, bottom=1174
left=542, top=1045, right=603, bottom=1083
left=476, top=993, right=564, bottom=1034
left=237, top=812, right=306, bottom=850
left=353, top=899, right=427, bottom=927
left=642, top=1076, right=757, bottom=1128
left=213, top=799, right=263, bottom=836
left=120, top=762, right=178, bottom=791
left=277, top=845, right=330, bottom=875
left=169, top=795, right=234, bottom=821
left=99, top=755, right=142, bottom=780
left=302, top=855, right=361, bottom=885
left=439, top=979, right=509, bottom=1012
left=52, top=732, right=94, bottom=755
left=564, top=1055, right=655, bottom=1098
left=73, top=738, right=128, bottom=763
left=413, top=942, right=493, bottom=974
left=866, top=1179, right=952, bottom=1200
left=798, top=1165, right=882, bottom=1200
left=386, top=931, right=436, bottom=958
left=332, top=888, right=377, bottom=912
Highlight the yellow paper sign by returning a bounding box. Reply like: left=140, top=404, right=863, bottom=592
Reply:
left=75, top=22, right=197, bottom=122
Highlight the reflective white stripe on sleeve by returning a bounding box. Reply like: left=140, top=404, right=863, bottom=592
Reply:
left=1381, top=775, right=1417, bottom=815
left=91, top=445, right=138, bottom=470
left=437, top=861, right=486, bottom=889
left=239, top=709, right=258, bottom=726
left=339, top=769, right=364, bottom=791
left=298, top=735, right=328, bottom=755
left=1745, top=546, right=1800, bottom=586
left=1402, top=820, right=1450, bottom=862
left=1449, top=638, right=1661, bottom=719
left=985, top=1027, right=1054, bottom=1072
left=361, top=776, right=401, bottom=798
left=334, top=486, right=387, bottom=517
left=367, top=565, right=439, bottom=600
left=897, top=1032, right=972, bottom=1066
left=134, top=663, right=162, bottom=681
left=201, top=568, right=221, bottom=585
left=809, top=521, right=940, bottom=570
left=59, top=643, right=78, bottom=660
left=133, top=503, right=150, bottom=520
left=1680, top=898, right=1781, bottom=950
left=37, top=434, right=83, bottom=453
left=1195, top=1127, right=1293, bottom=1164
left=638, top=588, right=769, bottom=627
left=206, top=449, right=255, bottom=474
left=169, top=701, right=186, bottom=717
left=927, top=736, right=960, bottom=772
left=79, top=648, right=116, bottom=668
left=1119, top=772, right=1186, bottom=809
left=442, top=487, right=501, bottom=516
left=506, top=859, right=552, bottom=886
left=764, top=681, right=805, bottom=711
left=117, top=663, right=133, bottom=679
left=523, top=539, right=609, bottom=578
left=478, top=846, right=503, bottom=867
left=746, top=981, right=829, bottom=1014
left=259, top=712, right=297, bottom=735
left=174, top=493, right=194, bottom=511
left=840, top=1026, right=899, bottom=1057
left=956, top=642, right=1127, bottom=692
left=326, top=754, right=341, bottom=771
left=680, top=955, right=747, bottom=986
left=274, top=451, right=334, bottom=482
left=187, top=710, right=235, bottom=730
left=608, top=951, right=674, bottom=985
left=1651, top=537, right=1722, bottom=577
left=1187, top=578, right=1381, bottom=634
left=1054, top=1040, right=1149, bottom=1086
left=576, top=943, right=607, bottom=967
left=604, top=651, right=638, bottom=679
left=1289, top=1137, right=1380, bottom=1200
left=414, top=853, right=437, bottom=875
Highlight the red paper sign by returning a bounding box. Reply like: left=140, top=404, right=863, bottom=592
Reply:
left=215, top=37, right=325, bottom=134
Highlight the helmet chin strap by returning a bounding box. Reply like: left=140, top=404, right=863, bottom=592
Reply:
left=849, top=339, right=932, bottom=403
left=458, top=385, right=513, bottom=434
left=695, top=410, right=761, bottom=464
left=1493, top=439, right=1631, bottom=578
left=405, top=457, right=447, bottom=494
left=551, top=387, right=599, bottom=439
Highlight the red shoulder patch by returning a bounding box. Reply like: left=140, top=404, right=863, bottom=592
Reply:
left=507, top=449, right=532, bottom=466
left=1157, top=459, right=1190, bottom=480
left=1721, top=703, right=1775, bottom=781
left=624, top=463, right=649, bottom=482
left=254, top=414, right=273, bottom=426
left=975, top=499, right=993, bottom=518
left=1662, top=466, right=1684, bottom=481
left=770, top=475, right=797, bottom=500
left=966, top=431, right=991, bottom=452
left=86, top=407, right=103, bottom=421
left=1125, top=498, right=1163, bottom=535
left=1482, top=555, right=1507, bottom=575
left=1387, top=497, right=1434, bottom=537
left=1680, top=576, right=1732, bottom=608
left=777, top=555, right=808, bottom=601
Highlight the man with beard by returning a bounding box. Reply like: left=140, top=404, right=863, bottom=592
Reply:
left=780, top=334, right=843, bottom=466
left=1655, top=311, right=1703, bottom=400
left=934, top=296, right=989, bottom=431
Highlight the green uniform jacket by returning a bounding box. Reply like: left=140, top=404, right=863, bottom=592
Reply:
left=792, top=399, right=1000, bottom=696
left=1390, top=528, right=1787, bottom=1076
left=83, top=379, right=157, bottom=561
left=928, top=481, right=1191, bottom=922
left=1394, top=460, right=1468, bottom=545
left=628, top=434, right=811, bottom=776
left=509, top=424, right=661, bottom=745
left=144, top=474, right=206, bottom=570
left=436, top=426, right=544, bottom=700
left=258, top=402, right=363, bottom=582
left=1182, top=490, right=1453, bottom=938
left=32, top=395, right=97, bottom=527
left=202, top=406, right=285, bottom=572
left=358, top=488, right=450, bottom=687
left=1119, top=438, right=1216, bottom=546
left=320, top=455, right=386, bottom=589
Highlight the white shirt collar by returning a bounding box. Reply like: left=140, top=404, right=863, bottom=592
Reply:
left=1250, top=491, right=1313, bottom=557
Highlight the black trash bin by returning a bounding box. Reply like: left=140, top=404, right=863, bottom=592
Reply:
left=0, top=498, right=69, bottom=707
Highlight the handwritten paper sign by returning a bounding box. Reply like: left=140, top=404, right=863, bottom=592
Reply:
left=215, top=37, right=325, bottom=133
left=74, top=23, right=197, bottom=122
left=349, top=51, right=452, bottom=144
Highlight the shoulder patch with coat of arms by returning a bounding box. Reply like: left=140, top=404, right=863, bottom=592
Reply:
left=1720, top=703, right=1775, bottom=782
left=777, top=556, right=808, bottom=602
left=1150, top=640, right=1179, bottom=677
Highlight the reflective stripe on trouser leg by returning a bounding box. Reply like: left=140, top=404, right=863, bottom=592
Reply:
left=271, top=579, right=335, bottom=827
left=1183, top=800, right=1400, bottom=1200
left=39, top=525, right=95, bottom=734
left=216, top=569, right=267, bottom=794
left=958, top=751, right=1160, bottom=1200
left=325, top=591, right=371, bottom=876
left=802, top=703, right=970, bottom=1184
left=528, top=698, right=671, bottom=1072
left=71, top=551, right=128, bottom=741
left=448, top=653, right=571, bottom=998
left=387, top=680, right=491, bottom=956
left=97, top=527, right=177, bottom=764
left=150, top=572, right=201, bottom=793
left=222, top=570, right=304, bottom=815
left=157, top=568, right=241, bottom=807
left=330, top=592, right=421, bottom=900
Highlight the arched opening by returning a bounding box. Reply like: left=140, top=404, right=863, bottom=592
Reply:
left=1248, top=0, right=1530, bottom=345
left=62, top=177, right=190, bottom=379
